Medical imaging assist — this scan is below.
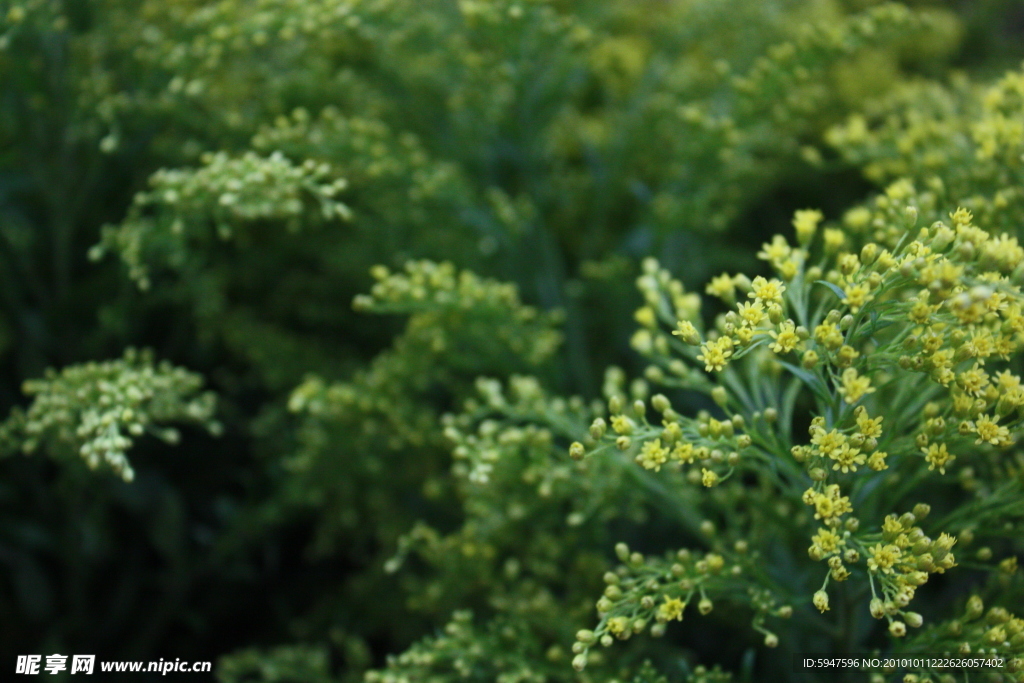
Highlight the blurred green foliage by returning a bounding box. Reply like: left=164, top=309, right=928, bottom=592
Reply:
left=0, top=0, right=1023, bottom=681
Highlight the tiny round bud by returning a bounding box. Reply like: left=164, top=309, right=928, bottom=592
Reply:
left=813, top=590, right=829, bottom=613
left=633, top=399, right=647, bottom=419
left=889, top=621, right=907, bottom=637
left=711, top=386, right=728, bottom=407
left=698, top=598, right=713, bottom=615
left=572, top=653, right=587, bottom=672
left=569, top=442, right=586, bottom=461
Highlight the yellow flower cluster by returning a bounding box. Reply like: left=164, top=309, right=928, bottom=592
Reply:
left=600, top=192, right=1024, bottom=647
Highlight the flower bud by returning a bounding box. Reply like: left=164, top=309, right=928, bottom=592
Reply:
left=711, top=386, right=728, bottom=407
left=965, top=596, right=984, bottom=620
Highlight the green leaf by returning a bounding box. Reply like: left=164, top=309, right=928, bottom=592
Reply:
left=814, top=279, right=847, bottom=302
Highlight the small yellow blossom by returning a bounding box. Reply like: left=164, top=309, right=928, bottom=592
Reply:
left=672, top=319, right=700, bottom=345
left=672, top=441, right=695, bottom=463
left=758, top=235, right=792, bottom=263
left=697, top=337, right=734, bottom=372
left=823, top=228, right=845, bottom=253
left=706, top=273, right=737, bottom=302
left=701, top=468, right=719, bottom=487
left=867, top=543, right=902, bottom=574
left=842, top=283, right=873, bottom=312
left=855, top=409, right=883, bottom=438
left=811, top=528, right=843, bottom=555
left=749, top=276, right=786, bottom=304
left=958, top=363, right=990, bottom=397
left=813, top=590, right=830, bottom=613
left=734, top=326, right=755, bottom=345
left=611, top=415, right=633, bottom=435
left=769, top=320, right=801, bottom=354
left=793, top=209, right=823, bottom=245
left=972, top=414, right=1010, bottom=446
left=637, top=439, right=669, bottom=471
left=607, top=616, right=629, bottom=636
left=923, top=443, right=954, bottom=474
left=736, top=301, right=765, bottom=327
left=830, top=444, right=866, bottom=473
left=867, top=451, right=888, bottom=471
left=814, top=321, right=843, bottom=349
left=657, top=596, right=686, bottom=622
left=838, top=368, right=874, bottom=403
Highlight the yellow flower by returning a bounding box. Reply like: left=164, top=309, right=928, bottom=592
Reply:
left=823, top=228, right=845, bottom=253
left=855, top=409, right=883, bottom=438
left=867, top=543, right=902, bottom=574
left=958, top=363, right=990, bottom=397
left=972, top=414, right=1010, bottom=446
left=830, top=444, right=866, bottom=473
left=672, top=441, right=695, bottom=463
left=813, top=590, right=830, bottom=613
left=950, top=207, right=973, bottom=227
left=811, top=528, right=843, bottom=555
left=706, top=273, right=737, bottom=302
left=736, top=301, right=765, bottom=327
left=867, top=451, right=888, bottom=471
left=637, top=439, right=669, bottom=471
left=657, top=596, right=686, bottom=622
left=838, top=368, right=874, bottom=403
left=810, top=485, right=852, bottom=523
left=697, top=337, right=734, bottom=372
left=814, top=321, right=843, bottom=349
left=607, top=616, right=629, bottom=636
left=672, top=319, right=700, bottom=345
left=734, top=326, right=755, bottom=345
left=758, top=235, right=792, bottom=263
left=793, top=209, right=823, bottom=246
left=611, top=415, right=633, bottom=435
left=749, top=276, right=785, bottom=304
left=811, top=427, right=846, bottom=456
left=701, top=468, right=719, bottom=487
left=923, top=443, right=954, bottom=474
left=842, top=283, right=872, bottom=312
left=769, top=320, right=800, bottom=354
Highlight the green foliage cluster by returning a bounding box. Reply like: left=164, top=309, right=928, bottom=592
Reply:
left=2, top=1, right=1024, bottom=682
